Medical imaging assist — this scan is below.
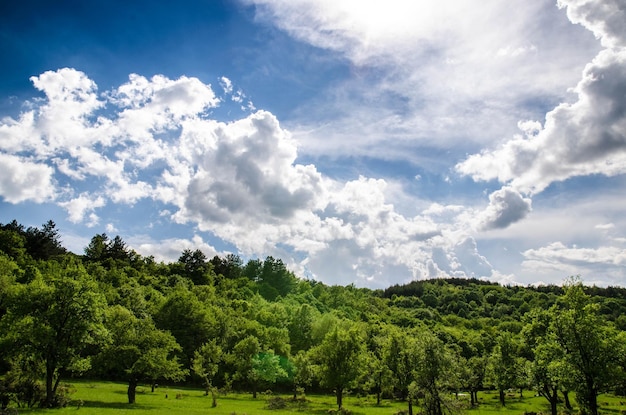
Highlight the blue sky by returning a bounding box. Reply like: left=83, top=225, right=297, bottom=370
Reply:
left=1, top=0, right=626, bottom=288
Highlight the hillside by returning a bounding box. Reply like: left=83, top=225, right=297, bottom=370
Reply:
left=1, top=220, right=625, bottom=415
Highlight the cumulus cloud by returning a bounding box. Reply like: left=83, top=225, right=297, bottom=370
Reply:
left=522, top=241, right=626, bottom=286
left=130, top=234, right=220, bottom=263
left=247, top=0, right=599, bottom=160
left=558, top=0, right=626, bottom=49
left=476, top=187, right=532, bottom=231
left=58, top=193, right=106, bottom=224
left=0, top=153, right=55, bottom=203
left=457, top=0, right=626, bottom=197
left=0, top=68, right=504, bottom=285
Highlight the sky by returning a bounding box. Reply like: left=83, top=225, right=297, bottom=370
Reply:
left=1, top=0, right=625, bottom=289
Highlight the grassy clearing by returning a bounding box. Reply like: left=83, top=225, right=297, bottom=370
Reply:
left=8, top=381, right=626, bottom=415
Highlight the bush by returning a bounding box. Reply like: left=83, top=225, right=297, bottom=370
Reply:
left=266, top=396, right=287, bottom=410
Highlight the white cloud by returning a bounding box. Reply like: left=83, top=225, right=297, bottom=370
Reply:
left=457, top=47, right=626, bottom=194
left=1, top=62, right=621, bottom=287
left=522, top=242, right=626, bottom=286
left=0, top=153, right=55, bottom=203
left=558, top=0, right=626, bottom=49
left=129, top=234, right=219, bottom=263
left=457, top=0, right=626, bottom=197
left=476, top=187, right=532, bottom=231
left=247, top=0, right=600, bottom=161
left=58, top=192, right=106, bottom=223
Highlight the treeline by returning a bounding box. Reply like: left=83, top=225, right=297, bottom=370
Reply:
left=0, top=220, right=625, bottom=415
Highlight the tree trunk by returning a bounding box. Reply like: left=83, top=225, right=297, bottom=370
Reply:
left=588, top=388, right=598, bottom=415
left=128, top=380, right=138, bottom=404
left=408, top=397, right=413, bottom=415
left=336, top=386, right=343, bottom=410
left=252, top=381, right=257, bottom=399
left=563, top=390, right=572, bottom=410
left=44, top=360, right=56, bottom=407
left=550, top=396, right=558, bottom=415
left=211, top=388, right=218, bottom=408
left=499, top=389, right=505, bottom=406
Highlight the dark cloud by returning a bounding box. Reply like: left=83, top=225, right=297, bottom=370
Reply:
left=479, top=187, right=532, bottom=230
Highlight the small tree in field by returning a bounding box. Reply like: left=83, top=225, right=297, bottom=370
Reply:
left=95, top=305, right=187, bottom=404
left=551, top=278, right=621, bottom=415
left=0, top=259, right=107, bottom=407
left=249, top=351, right=288, bottom=397
left=192, top=340, right=222, bottom=406
left=291, top=350, right=314, bottom=399
left=312, top=325, right=365, bottom=410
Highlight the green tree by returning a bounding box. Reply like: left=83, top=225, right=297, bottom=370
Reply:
left=385, top=327, right=417, bottom=414
left=84, top=233, right=109, bottom=262
left=24, top=220, right=66, bottom=260
left=487, top=332, right=519, bottom=406
left=231, top=335, right=261, bottom=397
left=413, top=331, right=455, bottom=415
left=0, top=259, right=107, bottom=407
left=177, top=249, right=211, bottom=285
left=95, top=305, right=187, bottom=404
left=523, top=308, right=569, bottom=415
left=154, top=287, right=220, bottom=367
left=291, top=350, right=314, bottom=399
left=464, top=355, right=487, bottom=407
left=249, top=351, right=288, bottom=397
left=551, top=279, right=621, bottom=415
left=288, top=304, right=318, bottom=353
left=192, top=340, right=222, bottom=406
left=312, top=325, right=365, bottom=410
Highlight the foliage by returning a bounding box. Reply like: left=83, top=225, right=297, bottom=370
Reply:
left=0, top=258, right=107, bottom=407
left=312, top=325, right=365, bottom=410
left=94, top=305, right=187, bottom=403
left=1, top=219, right=626, bottom=413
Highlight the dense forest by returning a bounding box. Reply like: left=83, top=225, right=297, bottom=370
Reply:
left=1, top=220, right=625, bottom=415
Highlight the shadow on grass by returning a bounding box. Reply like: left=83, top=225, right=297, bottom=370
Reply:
left=81, top=400, right=158, bottom=410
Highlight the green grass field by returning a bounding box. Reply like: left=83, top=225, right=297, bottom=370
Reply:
left=7, top=381, right=626, bottom=415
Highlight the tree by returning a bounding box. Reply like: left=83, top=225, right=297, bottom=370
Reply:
left=291, top=350, right=314, bottom=399
left=312, top=325, right=365, bottom=410
left=231, top=335, right=261, bottom=397
left=487, top=332, right=520, bottom=406
left=288, top=304, right=318, bottom=353
left=84, top=233, right=109, bottom=262
left=523, top=307, right=570, bottom=415
left=551, top=278, right=621, bottom=415
left=192, top=340, right=222, bottom=406
left=413, top=331, right=455, bottom=415
left=154, top=287, right=220, bottom=367
left=210, top=254, right=242, bottom=279
left=95, top=305, right=187, bottom=404
left=24, top=220, right=66, bottom=260
left=384, top=328, right=418, bottom=414
left=249, top=351, right=288, bottom=397
left=177, top=249, right=211, bottom=285
left=0, top=259, right=107, bottom=407
left=530, top=340, right=569, bottom=415
left=465, top=355, right=487, bottom=407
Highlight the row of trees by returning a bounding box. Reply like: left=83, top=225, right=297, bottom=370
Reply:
left=0, top=220, right=625, bottom=415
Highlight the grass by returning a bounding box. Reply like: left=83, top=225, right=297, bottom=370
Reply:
left=8, top=381, right=626, bottom=415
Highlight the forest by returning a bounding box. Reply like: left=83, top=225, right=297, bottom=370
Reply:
left=1, top=220, right=625, bottom=415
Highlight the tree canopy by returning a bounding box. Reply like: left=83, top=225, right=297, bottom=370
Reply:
left=1, top=218, right=626, bottom=413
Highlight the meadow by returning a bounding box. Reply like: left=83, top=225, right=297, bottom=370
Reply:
left=8, top=380, right=626, bottom=415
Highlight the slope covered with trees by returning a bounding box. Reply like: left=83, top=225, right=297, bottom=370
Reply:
left=1, top=220, right=625, bottom=415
